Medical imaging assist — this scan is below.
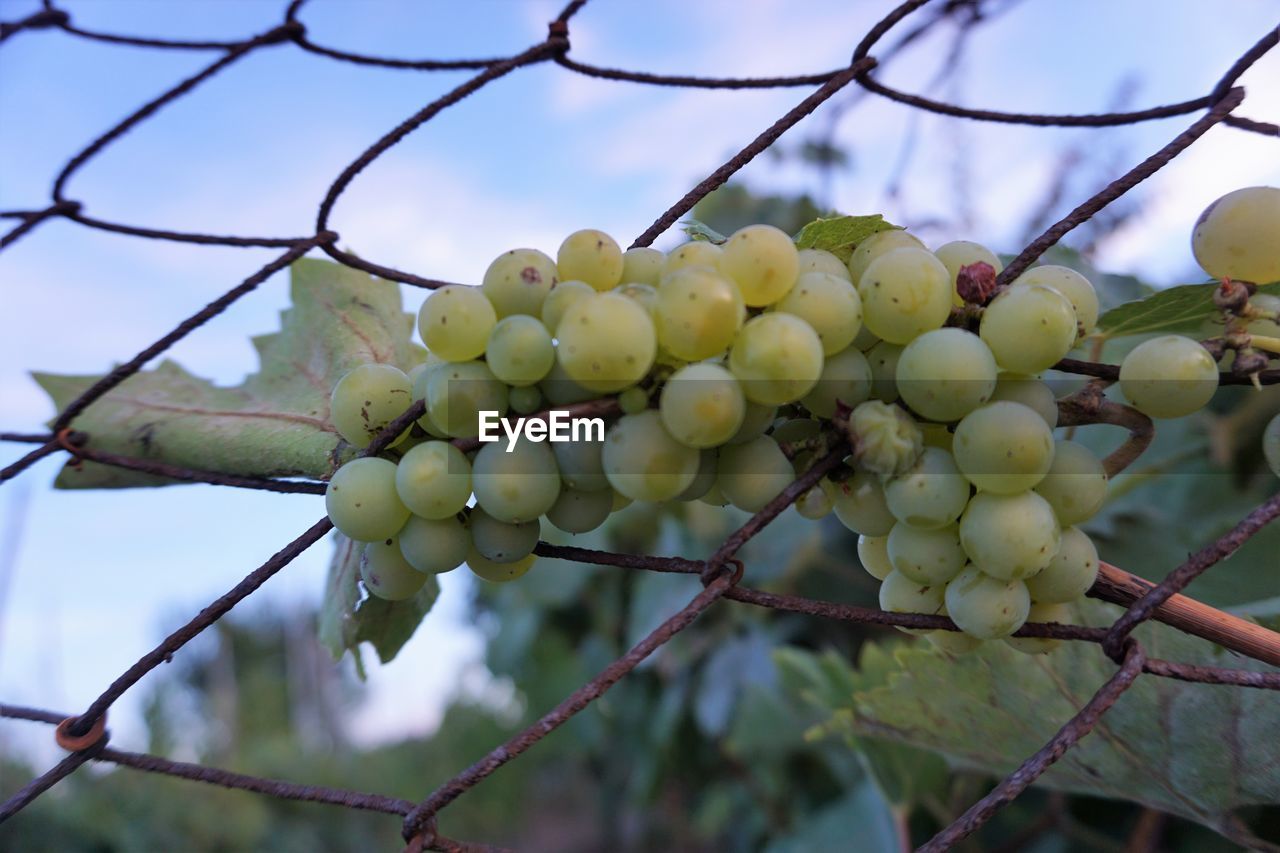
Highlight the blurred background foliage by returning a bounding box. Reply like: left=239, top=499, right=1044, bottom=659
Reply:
left=4, top=154, right=1280, bottom=852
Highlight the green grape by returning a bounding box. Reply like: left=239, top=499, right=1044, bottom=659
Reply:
left=866, top=340, right=903, bottom=402
left=795, top=486, right=832, bottom=520
left=728, top=313, right=824, bottom=405
left=959, top=491, right=1061, bottom=580
left=719, top=224, right=799, bottom=306
left=857, top=247, right=952, bottom=344
left=857, top=534, right=893, bottom=580
left=953, top=401, right=1055, bottom=494
left=409, top=362, right=449, bottom=437
left=677, top=449, right=718, bottom=501
left=1025, top=526, right=1098, bottom=604
left=802, top=347, right=873, bottom=418
left=879, top=569, right=947, bottom=624
left=848, top=229, right=925, bottom=284
left=621, top=246, right=665, bottom=286
left=659, top=363, right=746, bottom=448
left=418, top=285, right=497, bottom=362
left=944, top=565, right=1030, bottom=639
left=716, top=436, right=794, bottom=512
left=934, top=240, right=1003, bottom=306
left=553, top=436, right=608, bottom=491
left=486, top=315, right=555, bottom=387
left=699, top=481, right=729, bottom=506
left=426, top=360, right=508, bottom=438
left=399, top=514, right=469, bottom=574
left=602, top=410, right=699, bottom=502
left=1033, top=440, right=1108, bottom=525
left=481, top=248, right=557, bottom=318
left=472, top=437, right=561, bottom=523
left=895, top=328, right=997, bottom=423
left=726, top=401, right=777, bottom=445
left=828, top=470, right=896, bottom=536
left=884, top=447, right=970, bottom=529
left=653, top=266, right=745, bottom=360
left=618, top=385, right=650, bottom=415
left=557, top=229, right=624, bottom=291
left=1118, top=334, right=1219, bottom=419
left=773, top=272, right=863, bottom=355
left=468, top=547, right=535, bottom=583
left=662, top=241, right=723, bottom=275
left=326, top=458, right=409, bottom=542
left=395, top=441, right=471, bottom=519
left=556, top=293, right=657, bottom=393
left=1191, top=186, right=1280, bottom=283
left=979, top=284, right=1077, bottom=374
left=470, top=507, right=539, bottom=563
left=1012, top=266, right=1099, bottom=336
left=887, top=521, right=967, bottom=585
left=848, top=400, right=923, bottom=477
left=538, top=358, right=596, bottom=406
left=1246, top=294, right=1280, bottom=339
left=330, top=363, right=414, bottom=449
left=509, top=384, right=543, bottom=415
left=989, top=373, right=1058, bottom=428
left=797, top=248, right=852, bottom=282
left=618, top=282, right=657, bottom=312
left=546, top=486, right=614, bottom=533
left=1266, top=413, right=1280, bottom=477
left=540, top=280, right=596, bottom=333
left=1005, top=602, right=1073, bottom=655
left=361, top=538, right=427, bottom=601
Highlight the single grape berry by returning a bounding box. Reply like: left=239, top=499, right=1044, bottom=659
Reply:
left=1012, top=266, right=1099, bottom=337
left=847, top=229, right=925, bottom=284
left=659, top=362, right=746, bottom=448
left=959, top=490, right=1061, bottom=581
left=663, top=241, right=724, bottom=276
left=857, top=247, right=953, bottom=344
left=361, top=538, right=427, bottom=601
left=895, top=328, right=998, bottom=423
left=325, top=457, right=409, bottom=543
left=883, top=447, right=971, bottom=529
left=979, top=284, right=1077, bottom=374
left=399, top=515, right=469, bottom=575
left=481, top=248, right=557, bottom=318
left=602, top=410, right=699, bottom=502
left=797, top=248, right=852, bottom=282
left=557, top=229, right=624, bottom=291
left=1118, top=335, right=1219, bottom=419
left=653, top=266, right=745, bottom=361
left=849, top=400, right=924, bottom=477
left=330, top=363, right=414, bottom=449
left=717, top=436, right=795, bottom=513
left=1033, top=440, right=1108, bottom=525
left=1263, top=413, right=1280, bottom=478
left=719, top=224, right=799, bottom=306
left=1005, top=602, right=1072, bottom=655
left=728, top=313, right=824, bottom=406
left=1191, top=186, right=1280, bottom=284
left=621, top=246, right=665, bottom=286
left=952, top=401, right=1055, bottom=494
left=1024, top=526, right=1098, bottom=604
left=418, top=285, right=497, bottom=362
left=773, top=271, right=863, bottom=355
left=802, top=347, right=873, bottom=418
left=944, top=564, right=1031, bottom=639
left=827, top=469, right=896, bottom=537
left=556, top=292, right=657, bottom=393
left=857, top=534, right=894, bottom=580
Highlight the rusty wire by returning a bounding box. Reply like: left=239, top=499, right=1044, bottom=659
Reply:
left=1, top=0, right=1279, bottom=850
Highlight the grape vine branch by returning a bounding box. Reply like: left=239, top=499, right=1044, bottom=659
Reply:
left=1, top=0, right=1279, bottom=850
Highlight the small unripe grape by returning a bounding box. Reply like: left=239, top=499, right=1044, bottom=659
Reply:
left=486, top=315, right=554, bottom=387
left=663, top=241, right=724, bottom=276
left=944, top=565, right=1030, bottom=639
left=980, top=284, right=1077, bottom=373
left=399, top=514, right=469, bottom=575
left=1005, top=602, right=1072, bottom=654
left=797, top=248, right=852, bottom=281
left=719, top=224, right=800, bottom=306
left=953, top=402, right=1055, bottom=494
left=1025, top=526, right=1098, bottom=604
left=467, top=547, right=536, bottom=583
left=418, top=285, right=497, bottom=362
left=896, top=328, right=998, bottom=423
left=887, top=522, right=967, bottom=585
left=1191, top=186, right=1280, bottom=283
left=802, top=347, right=873, bottom=418
left=659, top=362, right=746, bottom=448
left=959, top=491, right=1061, bottom=580
left=988, top=373, right=1059, bottom=428
left=540, top=280, right=595, bottom=332
left=884, top=447, right=971, bottom=529
left=857, top=534, right=893, bottom=580
left=1119, top=335, right=1219, bottom=419
left=481, top=248, right=557, bottom=318
left=395, top=441, right=471, bottom=519
left=1266, top=414, right=1280, bottom=477
left=508, top=384, right=543, bottom=415
left=828, top=470, right=895, bottom=537
left=728, top=313, right=824, bottom=405
left=1012, top=265, right=1099, bottom=336
left=621, top=246, right=665, bottom=286
left=1033, top=440, right=1108, bottom=525
left=330, top=363, right=414, bottom=449
left=326, top=457, right=409, bottom=542
left=773, top=272, right=863, bottom=355
left=654, top=266, right=745, bottom=360
left=618, top=385, right=650, bottom=415
left=557, top=229, right=624, bottom=291
left=848, top=229, right=925, bottom=283
left=361, top=538, right=427, bottom=601
left=857, top=248, right=952, bottom=344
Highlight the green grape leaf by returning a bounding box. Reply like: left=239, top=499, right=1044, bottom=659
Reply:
left=784, top=599, right=1280, bottom=839
left=319, top=531, right=440, bottom=667
left=679, top=218, right=728, bottom=244
left=793, top=215, right=899, bottom=262
left=1097, top=280, right=1280, bottom=338
left=33, top=258, right=417, bottom=489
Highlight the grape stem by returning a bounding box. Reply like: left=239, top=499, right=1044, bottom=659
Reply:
left=1055, top=386, right=1153, bottom=478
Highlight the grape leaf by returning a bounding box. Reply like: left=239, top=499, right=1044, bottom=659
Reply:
left=781, top=599, right=1280, bottom=840
left=32, top=258, right=417, bottom=488
left=1097, top=280, right=1280, bottom=338
left=319, top=532, right=440, bottom=667
left=680, top=218, right=728, bottom=244
left=793, top=215, right=899, bottom=262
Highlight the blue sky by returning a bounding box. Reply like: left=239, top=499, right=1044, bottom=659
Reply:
left=1, top=0, right=1278, bottom=760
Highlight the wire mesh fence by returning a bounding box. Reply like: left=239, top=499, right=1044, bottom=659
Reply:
left=1, top=0, right=1278, bottom=849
